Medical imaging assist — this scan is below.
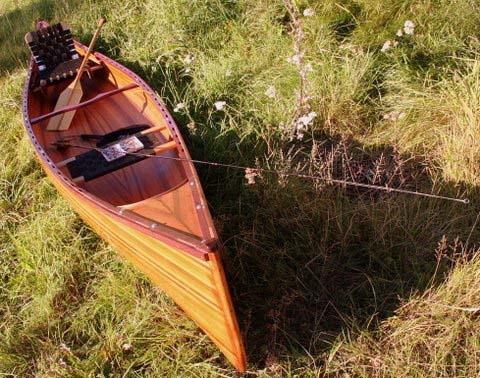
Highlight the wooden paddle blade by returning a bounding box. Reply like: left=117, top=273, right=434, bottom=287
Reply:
left=46, top=83, right=83, bottom=131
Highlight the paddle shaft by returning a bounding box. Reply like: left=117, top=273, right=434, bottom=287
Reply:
left=71, top=18, right=106, bottom=88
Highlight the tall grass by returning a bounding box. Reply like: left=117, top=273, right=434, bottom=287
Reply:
left=325, top=248, right=480, bottom=377
left=2, top=0, right=480, bottom=376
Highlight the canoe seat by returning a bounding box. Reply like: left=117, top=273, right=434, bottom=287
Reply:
left=25, top=22, right=82, bottom=86
left=54, top=124, right=177, bottom=183
left=62, top=133, right=161, bottom=183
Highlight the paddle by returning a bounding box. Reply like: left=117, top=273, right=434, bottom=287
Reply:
left=47, top=17, right=106, bottom=131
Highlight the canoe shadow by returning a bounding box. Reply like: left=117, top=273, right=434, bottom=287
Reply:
left=219, top=143, right=478, bottom=369
left=119, top=58, right=480, bottom=369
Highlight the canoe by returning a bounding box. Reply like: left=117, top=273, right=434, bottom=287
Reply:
left=22, top=21, right=246, bottom=372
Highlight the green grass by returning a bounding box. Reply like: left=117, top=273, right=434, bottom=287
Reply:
left=2, top=0, right=480, bottom=376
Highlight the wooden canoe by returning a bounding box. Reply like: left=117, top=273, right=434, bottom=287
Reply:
left=22, top=21, right=246, bottom=372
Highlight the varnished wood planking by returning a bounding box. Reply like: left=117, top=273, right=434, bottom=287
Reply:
left=209, top=252, right=247, bottom=369
left=42, top=161, right=243, bottom=365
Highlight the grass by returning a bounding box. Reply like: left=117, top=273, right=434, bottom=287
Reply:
left=2, top=0, right=480, bottom=376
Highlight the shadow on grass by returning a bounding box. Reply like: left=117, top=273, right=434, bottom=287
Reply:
left=217, top=147, right=477, bottom=368
left=111, top=55, right=480, bottom=369
left=227, top=153, right=479, bottom=370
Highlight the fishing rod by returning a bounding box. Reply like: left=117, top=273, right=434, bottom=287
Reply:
left=52, top=139, right=470, bottom=205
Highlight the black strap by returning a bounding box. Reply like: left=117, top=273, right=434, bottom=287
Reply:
left=67, top=132, right=159, bottom=182
left=80, top=124, right=151, bottom=147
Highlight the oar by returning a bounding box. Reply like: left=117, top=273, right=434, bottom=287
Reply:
left=47, top=17, right=106, bottom=131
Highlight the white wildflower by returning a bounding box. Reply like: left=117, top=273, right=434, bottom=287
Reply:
left=396, top=29, right=403, bottom=37
left=295, top=111, right=317, bottom=140
left=214, top=101, right=226, bottom=111
left=303, top=8, right=315, bottom=17
left=383, top=111, right=406, bottom=121
left=296, top=112, right=317, bottom=127
left=304, top=63, right=314, bottom=73
left=403, top=20, right=415, bottom=35
left=381, top=40, right=392, bottom=52
left=58, top=343, right=72, bottom=355
left=173, top=103, right=187, bottom=113
left=287, top=53, right=302, bottom=66
left=225, top=69, right=233, bottom=77
left=245, top=168, right=259, bottom=185
left=187, top=121, right=196, bottom=132
left=296, top=27, right=306, bottom=41
left=122, top=343, right=134, bottom=352
left=183, top=54, right=195, bottom=65
left=265, top=85, right=276, bottom=99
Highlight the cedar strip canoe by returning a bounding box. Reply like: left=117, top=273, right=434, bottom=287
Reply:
left=22, top=21, right=246, bottom=372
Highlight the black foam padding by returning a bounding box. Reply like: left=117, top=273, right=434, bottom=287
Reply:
left=66, top=133, right=159, bottom=182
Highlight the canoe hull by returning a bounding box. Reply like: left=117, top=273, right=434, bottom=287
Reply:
left=23, top=31, right=246, bottom=372
left=38, top=157, right=246, bottom=369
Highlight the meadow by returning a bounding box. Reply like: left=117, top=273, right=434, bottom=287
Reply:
left=2, top=0, right=480, bottom=376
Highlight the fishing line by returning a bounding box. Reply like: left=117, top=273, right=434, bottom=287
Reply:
left=53, top=141, right=470, bottom=205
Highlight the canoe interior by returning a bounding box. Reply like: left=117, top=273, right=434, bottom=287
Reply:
left=27, top=48, right=208, bottom=239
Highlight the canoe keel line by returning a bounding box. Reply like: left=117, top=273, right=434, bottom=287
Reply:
left=22, top=21, right=247, bottom=371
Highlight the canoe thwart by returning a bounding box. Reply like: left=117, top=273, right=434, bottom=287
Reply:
left=29, top=83, right=139, bottom=125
